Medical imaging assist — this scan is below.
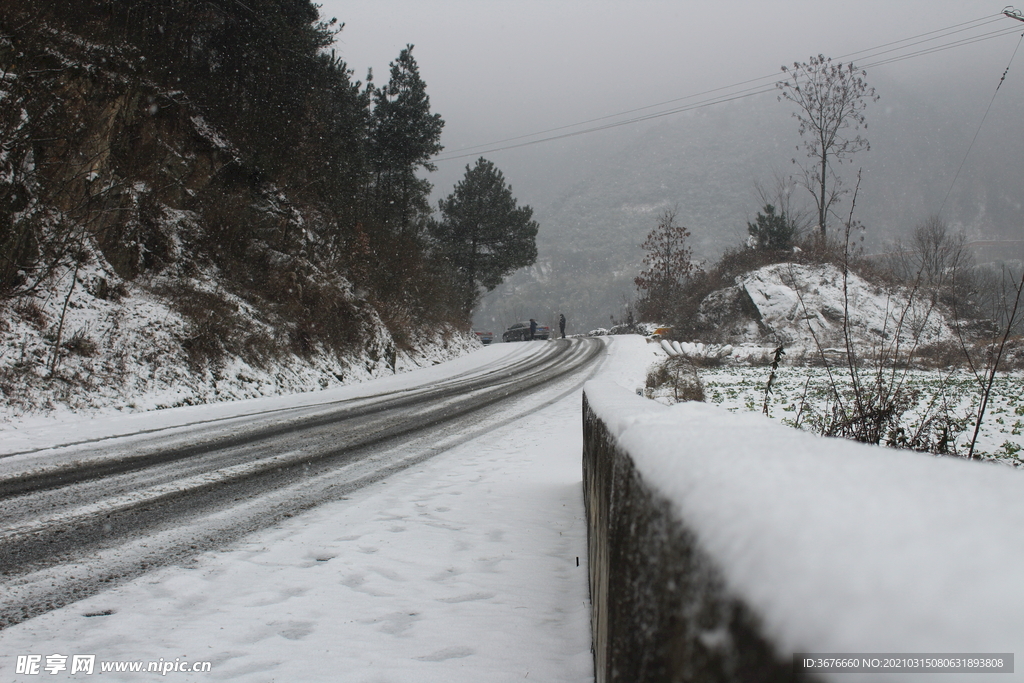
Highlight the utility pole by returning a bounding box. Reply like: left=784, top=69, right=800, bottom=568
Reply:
left=993, top=8, right=1024, bottom=93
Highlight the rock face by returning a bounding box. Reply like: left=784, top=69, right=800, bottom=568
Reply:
left=695, top=285, right=766, bottom=342
left=695, top=263, right=956, bottom=353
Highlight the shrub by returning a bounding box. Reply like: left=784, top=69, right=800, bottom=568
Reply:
left=154, top=282, right=248, bottom=369
left=646, top=358, right=705, bottom=403
left=62, top=327, right=98, bottom=357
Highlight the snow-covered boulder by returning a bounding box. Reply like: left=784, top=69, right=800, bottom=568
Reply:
left=697, top=262, right=956, bottom=354
left=695, top=285, right=765, bottom=340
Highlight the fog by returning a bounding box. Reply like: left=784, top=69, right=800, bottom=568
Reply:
left=317, top=0, right=1024, bottom=330
left=323, top=0, right=1011, bottom=185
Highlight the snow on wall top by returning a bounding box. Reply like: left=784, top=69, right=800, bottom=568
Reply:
left=585, top=379, right=1024, bottom=667
left=738, top=262, right=955, bottom=351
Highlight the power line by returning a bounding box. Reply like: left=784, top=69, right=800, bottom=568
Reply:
left=433, top=13, right=1017, bottom=163
left=434, top=73, right=779, bottom=157
left=939, top=26, right=1024, bottom=215
left=859, top=25, right=1022, bottom=70
left=834, top=14, right=1004, bottom=64
left=445, top=14, right=1006, bottom=158
left=434, top=84, right=781, bottom=161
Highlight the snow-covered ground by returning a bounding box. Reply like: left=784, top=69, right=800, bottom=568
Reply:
left=646, top=360, right=1024, bottom=464
left=0, top=337, right=655, bottom=682
left=6, top=330, right=1022, bottom=682
left=0, top=252, right=478, bottom=425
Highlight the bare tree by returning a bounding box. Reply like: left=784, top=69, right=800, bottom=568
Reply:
left=778, top=55, right=878, bottom=242
left=892, top=216, right=970, bottom=284
left=634, top=208, right=697, bottom=320
left=888, top=215, right=973, bottom=309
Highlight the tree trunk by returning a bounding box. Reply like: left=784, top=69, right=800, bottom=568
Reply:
left=818, top=151, right=828, bottom=242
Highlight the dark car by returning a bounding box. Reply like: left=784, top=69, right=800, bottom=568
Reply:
left=502, top=320, right=550, bottom=342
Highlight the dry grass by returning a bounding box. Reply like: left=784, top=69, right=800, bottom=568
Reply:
left=646, top=358, right=705, bottom=403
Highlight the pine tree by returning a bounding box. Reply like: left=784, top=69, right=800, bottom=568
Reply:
left=432, top=158, right=538, bottom=312
left=368, top=45, right=444, bottom=228
left=747, top=204, right=796, bottom=251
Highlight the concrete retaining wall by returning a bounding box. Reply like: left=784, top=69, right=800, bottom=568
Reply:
left=582, top=378, right=1024, bottom=683
left=583, top=391, right=799, bottom=683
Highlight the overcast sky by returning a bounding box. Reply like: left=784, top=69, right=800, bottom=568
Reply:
left=320, top=1, right=1018, bottom=148
left=312, top=0, right=1024, bottom=213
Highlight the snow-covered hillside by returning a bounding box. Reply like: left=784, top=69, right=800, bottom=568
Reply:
left=0, top=255, right=476, bottom=425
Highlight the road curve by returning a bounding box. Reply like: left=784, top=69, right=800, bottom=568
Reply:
left=0, top=338, right=605, bottom=629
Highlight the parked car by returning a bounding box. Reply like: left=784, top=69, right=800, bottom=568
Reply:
left=474, top=330, right=494, bottom=345
left=503, top=320, right=550, bottom=342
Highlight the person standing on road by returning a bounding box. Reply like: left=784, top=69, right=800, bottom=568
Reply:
left=558, top=313, right=566, bottom=339
left=529, top=318, right=537, bottom=340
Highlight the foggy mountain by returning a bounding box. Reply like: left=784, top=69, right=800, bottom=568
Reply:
left=470, top=69, right=1024, bottom=333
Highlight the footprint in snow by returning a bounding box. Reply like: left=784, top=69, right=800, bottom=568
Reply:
left=250, top=586, right=309, bottom=607
left=416, top=646, right=474, bottom=661
left=370, top=566, right=403, bottom=582
left=438, top=592, right=494, bottom=603
left=341, top=573, right=393, bottom=597
left=277, top=620, right=315, bottom=640
left=427, top=567, right=462, bottom=582
left=366, top=611, right=421, bottom=635
left=304, top=552, right=336, bottom=565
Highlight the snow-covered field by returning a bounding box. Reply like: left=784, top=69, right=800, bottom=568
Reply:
left=693, top=364, right=1024, bottom=463
left=0, top=337, right=655, bottom=682
left=651, top=338, right=1024, bottom=463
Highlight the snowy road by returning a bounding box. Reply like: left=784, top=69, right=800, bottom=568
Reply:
left=0, top=338, right=605, bottom=635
